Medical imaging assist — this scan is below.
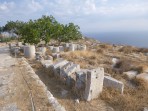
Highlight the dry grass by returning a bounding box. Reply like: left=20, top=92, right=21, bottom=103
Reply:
left=101, top=79, right=148, bottom=111
left=118, top=46, right=139, bottom=54
left=61, top=50, right=111, bottom=68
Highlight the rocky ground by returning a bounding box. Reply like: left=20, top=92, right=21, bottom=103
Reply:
left=1, top=38, right=148, bottom=111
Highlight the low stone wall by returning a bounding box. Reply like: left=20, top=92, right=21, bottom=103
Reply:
left=20, top=57, right=66, bottom=111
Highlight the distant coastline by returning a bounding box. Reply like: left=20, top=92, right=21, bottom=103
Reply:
left=84, top=31, right=148, bottom=48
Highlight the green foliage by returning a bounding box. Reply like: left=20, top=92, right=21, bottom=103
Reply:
left=0, top=26, right=3, bottom=33
left=3, top=21, right=24, bottom=35
left=20, top=20, right=40, bottom=45
left=4, top=15, right=82, bottom=45
left=36, top=15, right=58, bottom=44
left=0, top=37, right=12, bottom=42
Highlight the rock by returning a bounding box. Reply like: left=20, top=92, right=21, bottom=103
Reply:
left=136, top=73, right=148, bottom=82
left=41, top=60, right=53, bottom=68
left=52, top=47, right=60, bottom=53
left=52, top=53, right=60, bottom=59
left=80, top=45, right=87, bottom=51
left=59, top=46, right=64, bottom=52
left=104, top=76, right=124, bottom=94
left=144, top=107, right=148, bottom=111
left=123, top=71, right=138, bottom=79
left=75, top=99, right=80, bottom=104
left=84, top=68, right=104, bottom=101
left=48, top=46, right=54, bottom=51
left=38, top=47, right=46, bottom=55
left=69, top=44, right=75, bottom=51
left=112, top=58, right=120, bottom=68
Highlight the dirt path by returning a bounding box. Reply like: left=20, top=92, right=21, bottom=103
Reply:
left=0, top=45, right=54, bottom=111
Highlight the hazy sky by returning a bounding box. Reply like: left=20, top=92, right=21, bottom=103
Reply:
left=0, top=0, right=148, bottom=33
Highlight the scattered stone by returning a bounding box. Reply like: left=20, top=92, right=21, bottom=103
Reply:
left=84, top=68, right=104, bottom=101
left=123, top=70, right=138, bottom=79
left=52, top=59, right=68, bottom=77
left=59, top=46, right=64, bottom=52
left=48, top=46, right=54, bottom=51
left=136, top=73, right=148, bottom=82
left=144, top=107, right=148, bottom=111
left=17, top=42, right=22, bottom=47
left=38, top=47, right=46, bottom=55
left=52, top=47, right=60, bottom=53
left=41, top=60, right=53, bottom=68
left=75, top=99, right=80, bottom=104
left=80, top=45, right=87, bottom=51
left=35, top=52, right=42, bottom=60
left=52, top=53, right=60, bottom=59
left=69, top=44, right=75, bottom=51
left=112, top=58, right=120, bottom=68
left=104, top=76, right=124, bottom=94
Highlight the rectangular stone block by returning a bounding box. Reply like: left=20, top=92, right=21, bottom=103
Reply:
left=65, top=64, right=80, bottom=86
left=60, top=62, right=73, bottom=79
left=84, top=68, right=104, bottom=101
left=52, top=59, right=68, bottom=77
left=104, top=76, right=124, bottom=94
left=41, top=60, right=53, bottom=68
left=75, top=69, right=89, bottom=99
left=65, top=64, right=80, bottom=76
left=52, top=59, right=68, bottom=69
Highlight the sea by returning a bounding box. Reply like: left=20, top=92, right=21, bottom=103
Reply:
left=84, top=31, right=148, bottom=48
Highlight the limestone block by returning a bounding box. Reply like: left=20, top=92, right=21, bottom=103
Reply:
left=52, top=53, right=60, bottom=59
left=41, top=60, right=53, bottom=68
left=144, top=107, right=148, bottom=111
left=64, top=64, right=80, bottom=86
left=48, top=46, right=54, bottom=51
left=74, top=44, right=79, bottom=50
left=123, top=70, right=138, bottom=79
left=52, top=47, right=60, bottom=53
left=69, top=44, right=75, bottom=51
left=63, top=43, right=69, bottom=49
left=52, top=59, right=68, bottom=76
left=60, top=62, right=73, bottom=79
left=59, top=46, right=64, bottom=52
left=84, top=68, right=104, bottom=101
left=24, top=45, right=36, bottom=58
left=136, top=73, right=148, bottom=82
left=80, top=45, right=87, bottom=51
left=104, top=76, right=124, bottom=94
left=35, top=52, right=42, bottom=60
left=112, top=58, right=120, bottom=67
left=39, top=47, right=46, bottom=55
left=65, top=64, right=80, bottom=76
left=17, top=42, right=22, bottom=47
left=75, top=69, right=88, bottom=90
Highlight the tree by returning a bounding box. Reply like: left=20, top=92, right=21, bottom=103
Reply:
left=20, top=20, right=40, bottom=45
left=36, top=15, right=58, bottom=44
left=0, top=26, right=3, bottom=33
left=53, top=23, right=82, bottom=44
left=3, top=21, right=24, bottom=35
